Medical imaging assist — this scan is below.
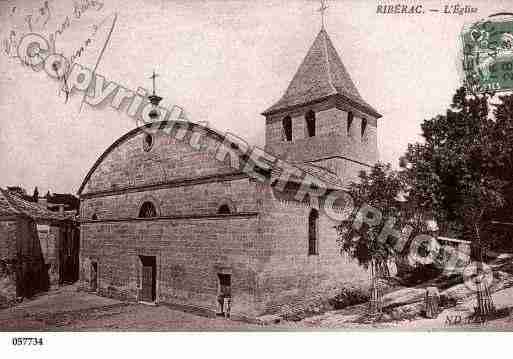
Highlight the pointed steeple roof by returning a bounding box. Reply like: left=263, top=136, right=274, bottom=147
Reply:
left=263, top=29, right=380, bottom=117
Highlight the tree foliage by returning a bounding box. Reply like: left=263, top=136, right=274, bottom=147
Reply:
left=337, top=163, right=409, bottom=276
left=338, top=88, right=513, bottom=270
left=401, top=87, right=513, bottom=254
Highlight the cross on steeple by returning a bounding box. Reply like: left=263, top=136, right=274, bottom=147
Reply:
left=318, top=0, right=329, bottom=30
left=147, top=69, right=163, bottom=110
left=149, top=70, right=159, bottom=96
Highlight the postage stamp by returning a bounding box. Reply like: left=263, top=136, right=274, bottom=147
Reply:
left=461, top=14, right=513, bottom=93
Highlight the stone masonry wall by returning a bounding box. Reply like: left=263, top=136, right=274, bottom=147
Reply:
left=0, top=220, right=18, bottom=261
left=255, top=185, right=369, bottom=315
left=79, top=118, right=371, bottom=319
left=36, top=224, right=59, bottom=285
left=0, top=218, right=49, bottom=298
left=82, top=126, right=239, bottom=195
left=79, top=123, right=275, bottom=318
left=80, top=175, right=265, bottom=318
left=264, top=98, right=378, bottom=183
left=0, top=220, right=18, bottom=300
left=266, top=109, right=377, bottom=164
left=312, top=157, right=371, bottom=187
left=80, top=215, right=266, bottom=318
left=81, top=178, right=258, bottom=220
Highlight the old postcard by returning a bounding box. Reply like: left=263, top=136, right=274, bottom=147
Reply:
left=1, top=0, right=513, bottom=356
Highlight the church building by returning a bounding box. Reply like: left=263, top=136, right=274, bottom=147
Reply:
left=77, top=26, right=381, bottom=320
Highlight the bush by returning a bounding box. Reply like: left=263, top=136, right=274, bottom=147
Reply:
left=282, top=300, right=332, bottom=322
left=280, top=286, right=371, bottom=322
left=328, top=286, right=370, bottom=310
left=398, top=264, right=442, bottom=286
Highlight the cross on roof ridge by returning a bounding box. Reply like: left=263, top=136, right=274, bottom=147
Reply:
left=318, top=0, right=329, bottom=30
left=149, top=70, right=159, bottom=95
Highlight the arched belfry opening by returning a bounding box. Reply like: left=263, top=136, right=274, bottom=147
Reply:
left=305, top=110, right=316, bottom=137
left=347, top=111, right=354, bottom=135
left=282, top=116, right=292, bottom=142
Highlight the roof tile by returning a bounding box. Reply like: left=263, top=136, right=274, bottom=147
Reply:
left=0, top=188, right=69, bottom=221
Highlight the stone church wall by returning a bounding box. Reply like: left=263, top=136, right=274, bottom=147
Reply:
left=255, top=186, right=369, bottom=315
left=80, top=215, right=267, bottom=318
left=264, top=100, right=378, bottom=185
left=80, top=177, right=271, bottom=319
left=78, top=115, right=376, bottom=318
left=79, top=124, right=279, bottom=319
left=81, top=178, right=258, bottom=220
left=265, top=101, right=378, bottom=164
left=312, top=158, right=370, bottom=187
left=81, top=127, right=240, bottom=195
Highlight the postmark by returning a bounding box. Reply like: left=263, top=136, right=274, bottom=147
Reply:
left=461, top=13, right=513, bottom=93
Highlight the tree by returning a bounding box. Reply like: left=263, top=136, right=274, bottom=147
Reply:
left=401, top=87, right=513, bottom=316
left=402, top=88, right=509, bottom=254
left=484, top=93, right=513, bottom=234
left=7, top=186, right=27, bottom=197
left=337, top=163, right=411, bottom=317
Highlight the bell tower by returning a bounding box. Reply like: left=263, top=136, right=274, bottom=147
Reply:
left=261, top=27, right=382, bottom=185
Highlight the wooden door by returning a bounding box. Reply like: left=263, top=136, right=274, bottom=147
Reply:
left=141, top=265, right=154, bottom=302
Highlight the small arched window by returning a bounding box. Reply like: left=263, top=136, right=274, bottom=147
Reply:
left=305, top=110, right=316, bottom=137
left=308, top=209, right=319, bottom=255
left=139, top=201, right=157, bottom=218
left=92, top=213, right=98, bottom=220
left=347, top=111, right=354, bottom=135
left=361, top=118, right=367, bottom=139
left=143, top=133, right=154, bottom=152
left=218, top=204, right=231, bottom=215
left=282, top=116, right=292, bottom=142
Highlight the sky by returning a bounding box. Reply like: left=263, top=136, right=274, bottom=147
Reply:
left=0, top=0, right=510, bottom=195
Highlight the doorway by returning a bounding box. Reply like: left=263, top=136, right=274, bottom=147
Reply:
left=217, top=273, right=232, bottom=316
left=90, top=261, right=98, bottom=292
left=139, top=256, right=156, bottom=303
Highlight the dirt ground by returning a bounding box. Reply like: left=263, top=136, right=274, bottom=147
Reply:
left=1, top=284, right=513, bottom=331
left=0, top=285, right=261, bottom=331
